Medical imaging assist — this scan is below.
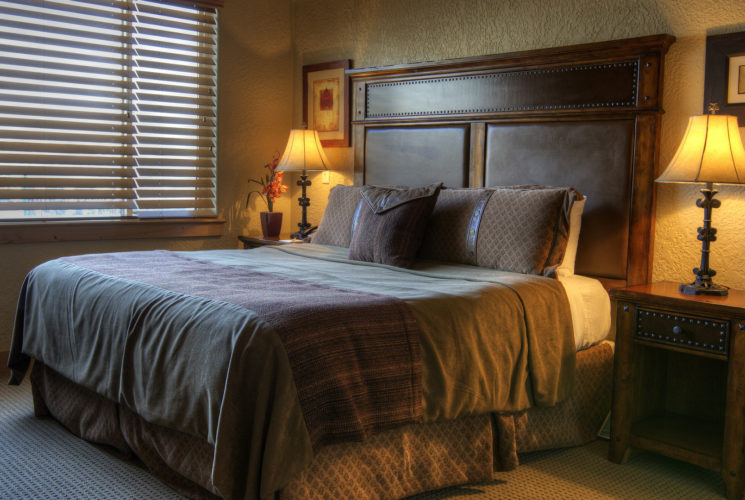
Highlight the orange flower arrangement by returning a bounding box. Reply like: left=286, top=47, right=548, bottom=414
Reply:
left=246, top=152, right=288, bottom=213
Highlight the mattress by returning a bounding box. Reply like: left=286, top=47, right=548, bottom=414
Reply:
left=557, top=273, right=611, bottom=349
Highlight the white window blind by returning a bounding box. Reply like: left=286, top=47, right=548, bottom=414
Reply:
left=0, top=0, right=217, bottom=220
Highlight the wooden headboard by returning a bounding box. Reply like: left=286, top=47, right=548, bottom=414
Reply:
left=347, top=34, right=674, bottom=288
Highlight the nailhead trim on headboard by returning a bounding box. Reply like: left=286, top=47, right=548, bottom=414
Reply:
left=365, top=62, right=638, bottom=118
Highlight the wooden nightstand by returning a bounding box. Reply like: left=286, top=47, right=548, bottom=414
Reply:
left=238, top=235, right=303, bottom=249
left=609, top=282, right=745, bottom=499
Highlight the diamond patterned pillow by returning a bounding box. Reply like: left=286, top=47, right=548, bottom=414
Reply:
left=312, top=185, right=362, bottom=247
left=476, top=186, right=580, bottom=275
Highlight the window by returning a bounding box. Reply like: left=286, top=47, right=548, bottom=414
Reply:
left=0, top=0, right=218, bottom=221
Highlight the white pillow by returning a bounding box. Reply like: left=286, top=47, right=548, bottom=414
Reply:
left=556, top=196, right=586, bottom=277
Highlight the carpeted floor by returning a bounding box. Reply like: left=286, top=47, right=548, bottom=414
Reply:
left=0, top=377, right=727, bottom=499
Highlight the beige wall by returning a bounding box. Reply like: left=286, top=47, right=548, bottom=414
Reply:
left=290, top=0, right=745, bottom=290
left=0, top=0, right=293, bottom=350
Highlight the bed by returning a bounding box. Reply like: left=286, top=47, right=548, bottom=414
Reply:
left=7, top=34, right=674, bottom=499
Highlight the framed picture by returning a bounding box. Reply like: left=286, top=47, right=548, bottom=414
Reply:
left=704, top=31, right=745, bottom=124
left=728, top=54, right=745, bottom=104
left=302, top=60, right=351, bottom=148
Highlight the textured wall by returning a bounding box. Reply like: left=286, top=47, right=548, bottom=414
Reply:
left=0, top=0, right=293, bottom=350
left=290, top=0, right=745, bottom=289
left=219, top=0, right=293, bottom=238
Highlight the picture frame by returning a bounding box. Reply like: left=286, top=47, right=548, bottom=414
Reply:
left=704, top=31, right=745, bottom=124
left=727, top=54, right=745, bottom=104
left=302, top=60, right=351, bottom=148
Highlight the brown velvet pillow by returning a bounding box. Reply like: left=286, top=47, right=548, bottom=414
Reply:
left=348, top=183, right=442, bottom=268
left=312, top=185, right=362, bottom=247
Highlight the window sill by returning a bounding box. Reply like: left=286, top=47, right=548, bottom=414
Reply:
left=0, top=218, right=226, bottom=244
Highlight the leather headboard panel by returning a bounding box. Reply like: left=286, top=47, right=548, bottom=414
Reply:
left=364, top=126, right=469, bottom=187
left=485, top=120, right=635, bottom=279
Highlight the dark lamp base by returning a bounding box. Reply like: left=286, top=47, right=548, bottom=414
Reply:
left=680, top=281, right=729, bottom=296
left=290, top=229, right=315, bottom=240
left=679, top=184, right=728, bottom=297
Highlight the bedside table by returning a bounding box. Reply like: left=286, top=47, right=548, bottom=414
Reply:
left=609, top=282, right=745, bottom=500
left=238, top=235, right=303, bottom=249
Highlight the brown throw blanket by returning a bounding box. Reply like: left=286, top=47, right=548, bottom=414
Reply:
left=9, top=250, right=421, bottom=498
left=61, top=250, right=423, bottom=448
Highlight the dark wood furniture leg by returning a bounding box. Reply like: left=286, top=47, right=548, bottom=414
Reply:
left=723, top=327, right=745, bottom=500
left=609, top=300, right=634, bottom=463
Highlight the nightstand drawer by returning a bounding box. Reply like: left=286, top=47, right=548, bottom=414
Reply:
left=635, top=307, right=729, bottom=356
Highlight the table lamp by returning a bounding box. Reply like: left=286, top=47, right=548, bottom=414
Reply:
left=275, top=127, right=330, bottom=240
left=655, top=104, right=745, bottom=295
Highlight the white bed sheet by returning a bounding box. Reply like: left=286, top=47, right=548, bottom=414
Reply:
left=558, top=274, right=611, bottom=350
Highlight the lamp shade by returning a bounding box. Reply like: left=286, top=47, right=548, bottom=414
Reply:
left=656, top=114, right=745, bottom=185
left=275, top=129, right=330, bottom=173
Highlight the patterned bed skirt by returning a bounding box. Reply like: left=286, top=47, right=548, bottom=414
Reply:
left=29, top=342, right=612, bottom=499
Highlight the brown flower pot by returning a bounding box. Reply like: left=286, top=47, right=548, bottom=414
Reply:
left=260, top=211, right=282, bottom=238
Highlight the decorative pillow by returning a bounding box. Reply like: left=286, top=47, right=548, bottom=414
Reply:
left=556, top=195, right=586, bottom=277
left=506, top=185, right=582, bottom=276
left=418, top=187, right=492, bottom=264
left=475, top=186, right=581, bottom=276
left=312, top=185, right=362, bottom=247
left=348, top=183, right=442, bottom=268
